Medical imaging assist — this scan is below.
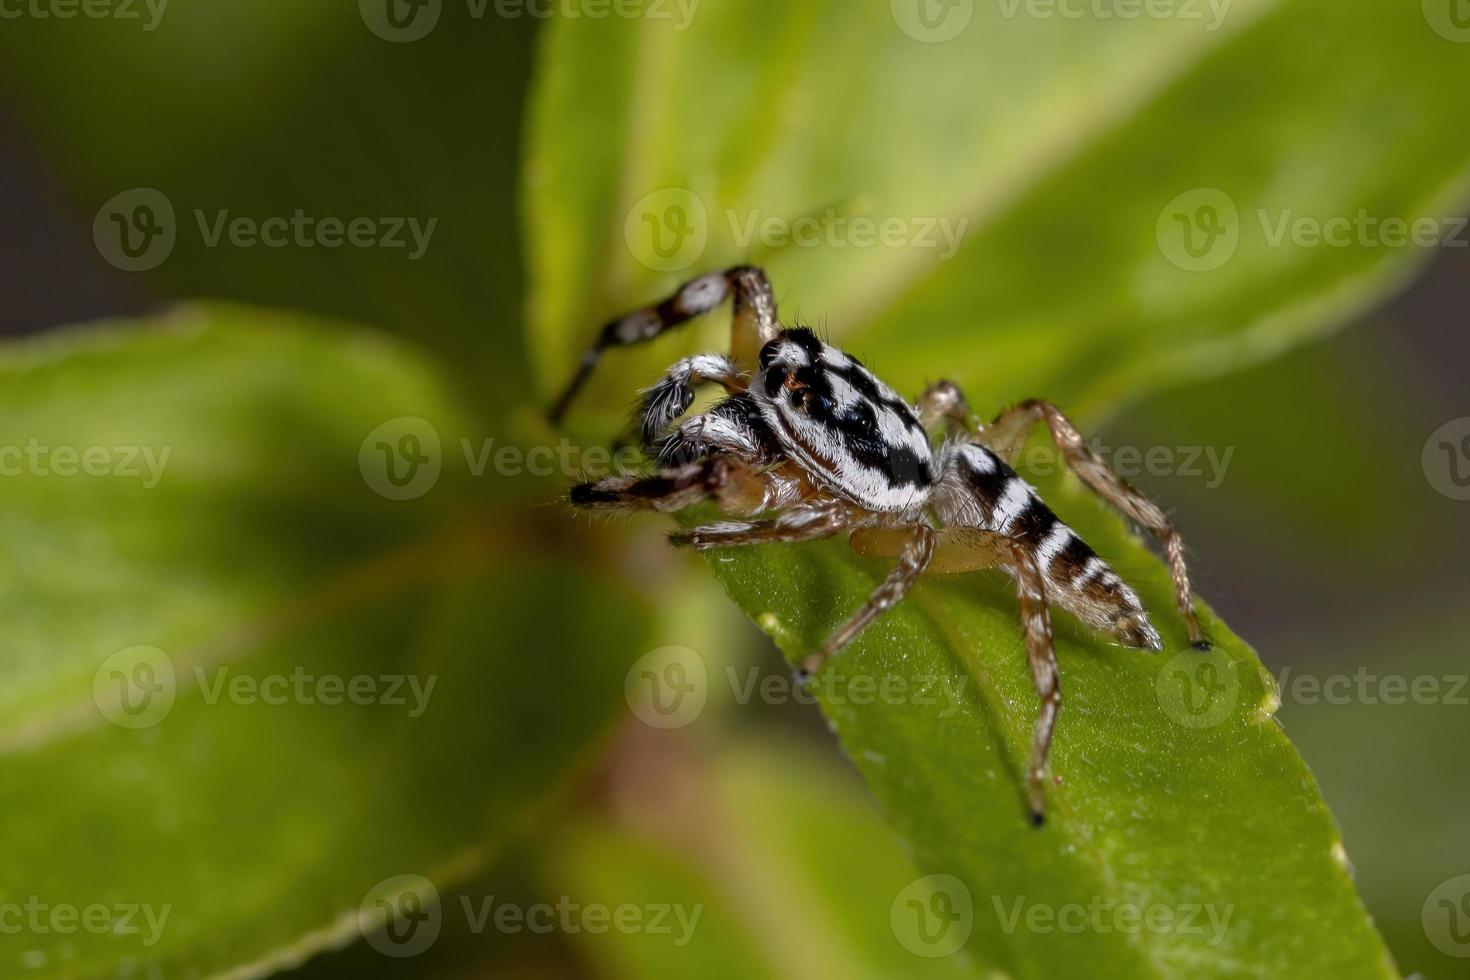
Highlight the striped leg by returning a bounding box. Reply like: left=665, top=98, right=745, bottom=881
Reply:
left=916, top=379, right=974, bottom=436
left=637, top=353, right=745, bottom=452
left=570, top=456, right=770, bottom=514
left=850, top=523, right=1061, bottom=826
left=1010, top=540, right=1060, bottom=827
left=548, top=266, right=781, bottom=424
left=979, top=400, right=1208, bottom=648
left=669, top=499, right=851, bottom=550
left=932, top=441, right=1161, bottom=650
left=797, top=523, right=936, bottom=682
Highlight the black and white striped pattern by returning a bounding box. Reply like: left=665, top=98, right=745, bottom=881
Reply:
left=934, top=442, right=1161, bottom=650
left=751, top=328, right=935, bottom=513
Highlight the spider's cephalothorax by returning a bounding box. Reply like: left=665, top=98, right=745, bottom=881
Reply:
left=550, top=266, right=1209, bottom=826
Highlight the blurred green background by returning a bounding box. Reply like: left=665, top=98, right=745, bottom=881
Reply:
left=1, top=2, right=1467, bottom=977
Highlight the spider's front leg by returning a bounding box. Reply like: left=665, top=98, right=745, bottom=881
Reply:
left=980, top=398, right=1209, bottom=649
left=570, top=451, right=783, bottom=515
left=636, top=353, right=745, bottom=454
left=548, top=266, right=780, bottom=425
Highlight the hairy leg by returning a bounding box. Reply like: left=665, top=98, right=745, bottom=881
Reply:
left=570, top=455, right=773, bottom=515
left=916, top=379, right=974, bottom=436
left=548, top=266, right=780, bottom=424
left=979, top=399, right=1207, bottom=648
left=636, top=353, right=745, bottom=451
left=669, top=498, right=852, bottom=550
left=797, top=523, right=936, bottom=681
left=854, top=523, right=1063, bottom=826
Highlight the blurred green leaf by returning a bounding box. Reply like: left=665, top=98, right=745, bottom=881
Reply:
left=700, top=468, right=1395, bottom=978
left=1275, top=614, right=1470, bottom=978
left=526, top=0, right=1470, bottom=426
left=543, top=736, right=971, bottom=980
left=0, top=308, right=650, bottom=977
left=0, top=4, right=537, bottom=415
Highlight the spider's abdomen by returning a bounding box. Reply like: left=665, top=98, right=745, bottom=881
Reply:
left=753, top=328, right=933, bottom=512
left=935, top=442, right=1162, bottom=650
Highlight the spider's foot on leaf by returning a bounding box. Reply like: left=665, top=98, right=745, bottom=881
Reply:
left=793, top=651, right=827, bottom=692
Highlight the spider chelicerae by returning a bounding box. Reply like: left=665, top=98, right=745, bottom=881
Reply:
left=549, top=266, right=1209, bottom=826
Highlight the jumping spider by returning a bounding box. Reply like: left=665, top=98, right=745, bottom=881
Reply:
left=550, top=266, right=1209, bottom=826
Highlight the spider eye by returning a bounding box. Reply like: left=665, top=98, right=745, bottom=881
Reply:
left=796, top=389, right=834, bottom=418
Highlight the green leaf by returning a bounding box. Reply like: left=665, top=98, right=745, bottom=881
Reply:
left=525, top=0, right=1470, bottom=424
left=700, top=466, right=1395, bottom=978
left=517, top=3, right=1434, bottom=974
left=542, top=737, right=971, bottom=980
left=0, top=308, right=650, bottom=978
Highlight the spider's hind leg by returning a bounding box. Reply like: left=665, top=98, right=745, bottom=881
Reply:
left=850, top=524, right=1061, bottom=826
left=980, top=399, right=1209, bottom=649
